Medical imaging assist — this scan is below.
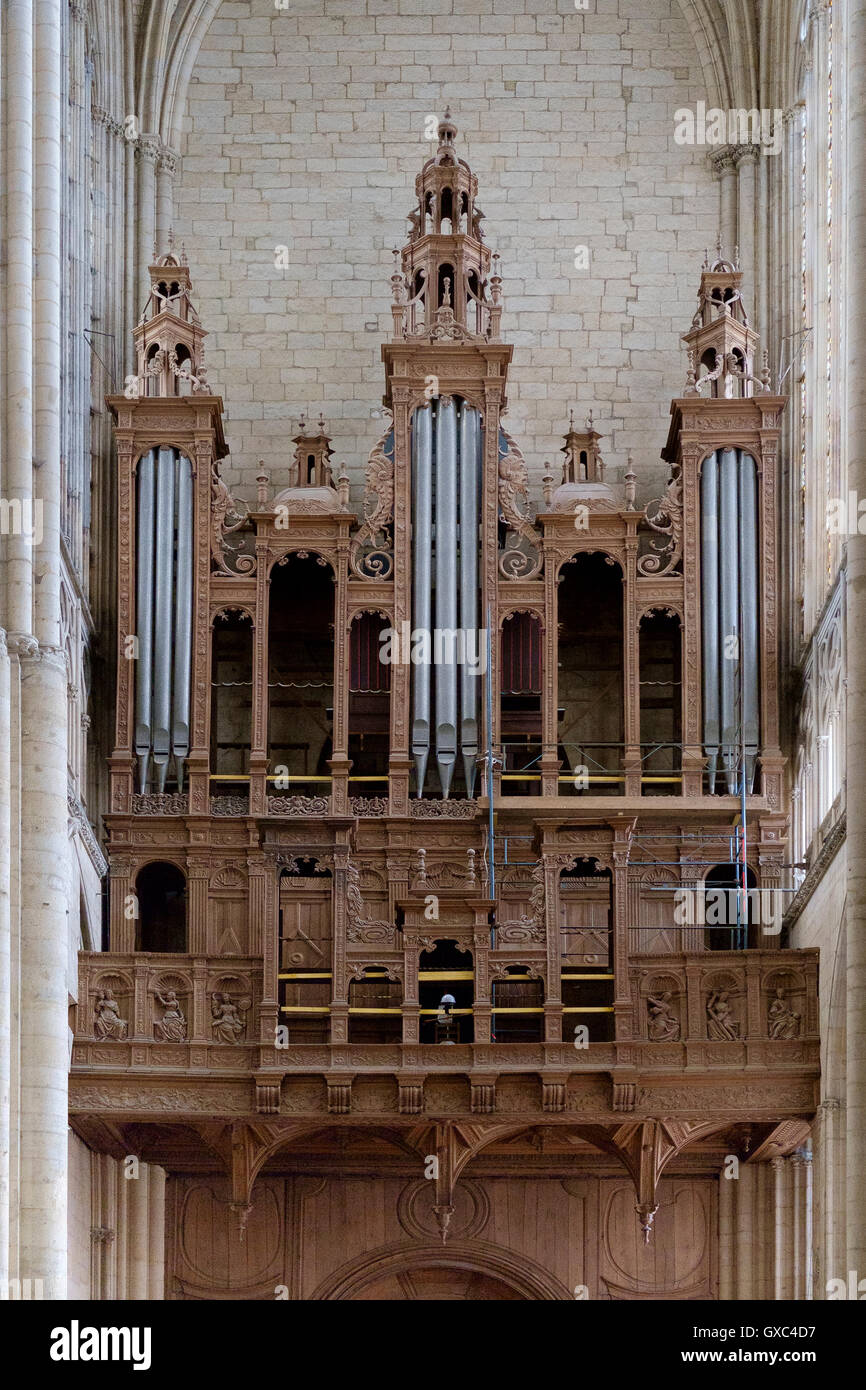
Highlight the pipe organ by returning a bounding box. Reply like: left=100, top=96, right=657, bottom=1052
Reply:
left=411, top=397, right=482, bottom=797
left=700, top=448, right=760, bottom=792
left=134, top=446, right=194, bottom=793
left=79, top=118, right=820, bottom=1275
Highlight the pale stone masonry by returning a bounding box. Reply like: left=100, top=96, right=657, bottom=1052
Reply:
left=176, top=0, right=717, bottom=503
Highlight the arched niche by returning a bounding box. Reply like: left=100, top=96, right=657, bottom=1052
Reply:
left=136, top=861, right=187, bottom=953
left=557, top=553, right=624, bottom=795
left=639, top=609, right=682, bottom=796
left=492, top=965, right=543, bottom=1043
left=500, top=611, right=543, bottom=798
left=419, top=939, right=473, bottom=1044
left=210, top=610, right=253, bottom=798
left=267, top=554, right=335, bottom=790
left=703, top=863, right=759, bottom=951
left=348, top=611, right=391, bottom=786
left=348, top=966, right=402, bottom=1045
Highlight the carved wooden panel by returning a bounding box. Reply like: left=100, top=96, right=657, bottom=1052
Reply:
left=166, top=1171, right=714, bottom=1301
left=168, top=1177, right=285, bottom=1300
left=279, top=887, right=332, bottom=970
left=209, top=894, right=248, bottom=956
left=560, top=878, right=611, bottom=965
left=598, top=1177, right=716, bottom=1299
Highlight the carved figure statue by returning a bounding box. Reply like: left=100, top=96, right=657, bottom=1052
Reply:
left=211, top=991, right=247, bottom=1044
left=706, top=989, right=739, bottom=1041
left=768, top=986, right=801, bottom=1040
left=647, top=991, right=680, bottom=1041
left=154, top=988, right=187, bottom=1042
left=94, top=990, right=127, bottom=1041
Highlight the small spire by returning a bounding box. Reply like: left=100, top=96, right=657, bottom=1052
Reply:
left=317, top=410, right=327, bottom=434
left=568, top=408, right=575, bottom=431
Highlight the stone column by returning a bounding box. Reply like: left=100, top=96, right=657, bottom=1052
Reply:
left=711, top=149, right=738, bottom=257
left=772, top=1155, right=793, bottom=1299
left=734, top=147, right=758, bottom=306
left=147, top=1165, right=166, bottom=1299
left=0, top=633, right=9, bottom=1289
left=127, top=1165, right=150, bottom=1300
left=847, top=0, right=866, bottom=1278
left=3, top=0, right=34, bottom=641
left=155, top=148, right=176, bottom=249
left=135, top=137, right=159, bottom=296
left=114, top=1160, right=128, bottom=1300
left=815, top=1097, right=844, bottom=1296
left=18, top=649, right=69, bottom=1300
left=14, top=0, right=70, bottom=1300
left=734, top=1161, right=757, bottom=1299
left=718, top=1164, right=734, bottom=1299
left=791, top=1150, right=813, bottom=1299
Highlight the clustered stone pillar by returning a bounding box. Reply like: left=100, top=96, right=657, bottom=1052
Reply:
left=89, top=1155, right=166, bottom=1300
left=717, top=1155, right=812, bottom=1299
left=0, top=0, right=70, bottom=1300
left=847, top=0, right=866, bottom=1282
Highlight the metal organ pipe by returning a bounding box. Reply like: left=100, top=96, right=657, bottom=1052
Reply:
left=718, top=448, right=739, bottom=793
left=132, top=445, right=194, bottom=794
left=152, top=446, right=176, bottom=792
left=738, top=453, right=760, bottom=790
left=411, top=406, right=433, bottom=794
left=134, top=448, right=156, bottom=792
left=435, top=396, right=458, bottom=797
left=701, top=448, right=761, bottom=796
left=459, top=404, right=480, bottom=796
left=172, top=454, right=194, bottom=789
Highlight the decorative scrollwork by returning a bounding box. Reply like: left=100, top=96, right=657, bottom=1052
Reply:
left=267, top=795, right=331, bottom=816
left=351, top=426, right=395, bottom=580
left=498, top=430, right=542, bottom=579
left=131, top=792, right=189, bottom=815
left=167, top=346, right=209, bottom=395
left=210, top=796, right=250, bottom=817
left=410, top=799, right=478, bottom=819
left=350, top=797, right=389, bottom=816
left=638, top=466, right=683, bottom=577
left=345, top=857, right=394, bottom=943
left=211, top=464, right=256, bottom=577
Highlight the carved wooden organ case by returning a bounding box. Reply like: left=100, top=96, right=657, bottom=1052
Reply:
left=97, top=119, right=811, bottom=1082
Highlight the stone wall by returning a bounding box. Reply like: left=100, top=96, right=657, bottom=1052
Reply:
left=173, top=0, right=718, bottom=504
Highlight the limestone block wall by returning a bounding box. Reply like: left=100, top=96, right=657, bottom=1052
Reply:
left=173, top=0, right=719, bottom=503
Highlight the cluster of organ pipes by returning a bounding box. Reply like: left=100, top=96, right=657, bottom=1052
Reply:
left=700, top=448, right=760, bottom=793
left=411, top=397, right=482, bottom=797
left=134, top=446, right=194, bottom=793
